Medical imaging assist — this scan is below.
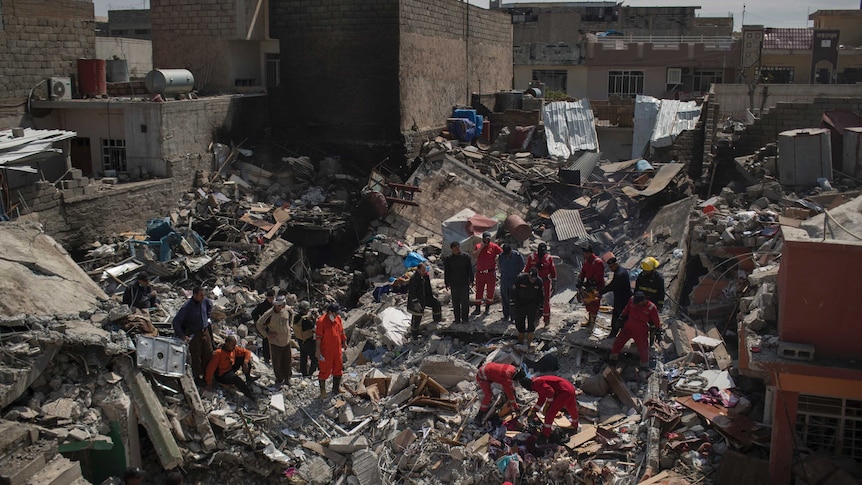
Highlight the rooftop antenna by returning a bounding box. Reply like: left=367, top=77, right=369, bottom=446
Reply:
left=741, top=4, right=745, bottom=27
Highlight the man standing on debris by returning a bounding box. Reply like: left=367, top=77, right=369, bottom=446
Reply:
left=172, top=286, right=214, bottom=385
left=600, top=258, right=632, bottom=338
left=256, top=295, right=293, bottom=386
left=407, top=263, right=443, bottom=338
left=519, top=374, right=580, bottom=439
left=523, top=243, right=557, bottom=326
left=635, top=257, right=665, bottom=311
left=205, top=335, right=257, bottom=399
left=472, top=231, right=503, bottom=316
left=293, top=300, right=317, bottom=377
left=512, top=268, right=544, bottom=346
left=251, top=288, right=276, bottom=364
left=122, top=272, right=159, bottom=313
left=475, top=362, right=525, bottom=423
left=577, top=245, right=605, bottom=329
left=609, top=290, right=661, bottom=370
left=316, top=302, right=348, bottom=399
left=443, top=241, right=473, bottom=324
left=497, top=244, right=525, bottom=323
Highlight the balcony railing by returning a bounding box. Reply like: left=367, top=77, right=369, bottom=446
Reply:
left=592, top=35, right=735, bottom=51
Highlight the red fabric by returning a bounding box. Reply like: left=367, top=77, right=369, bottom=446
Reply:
left=610, top=299, right=660, bottom=365
left=477, top=363, right=518, bottom=410
left=474, top=242, right=503, bottom=271
left=532, top=375, right=579, bottom=437
left=579, top=254, right=605, bottom=315
left=315, top=314, right=346, bottom=380
left=475, top=271, right=496, bottom=305
left=524, top=253, right=556, bottom=322
left=205, top=346, right=252, bottom=386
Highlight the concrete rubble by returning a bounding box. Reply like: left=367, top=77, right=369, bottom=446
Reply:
left=2, top=98, right=862, bottom=485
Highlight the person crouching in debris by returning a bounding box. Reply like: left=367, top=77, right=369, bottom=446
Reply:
left=472, top=231, right=503, bottom=316
left=635, top=256, right=665, bottom=312
left=475, top=362, right=526, bottom=424
left=600, top=257, right=632, bottom=339
left=609, top=291, right=661, bottom=370
left=443, top=241, right=473, bottom=324
left=172, top=286, right=214, bottom=385
left=316, top=302, right=348, bottom=399
left=205, top=335, right=257, bottom=399
left=519, top=374, right=580, bottom=440
left=123, top=272, right=159, bottom=314
left=407, top=263, right=443, bottom=338
left=512, top=268, right=544, bottom=346
left=577, top=245, right=605, bottom=329
left=251, top=288, right=276, bottom=364
left=524, top=242, right=556, bottom=327
left=256, top=295, right=293, bottom=386
left=293, top=300, right=317, bottom=377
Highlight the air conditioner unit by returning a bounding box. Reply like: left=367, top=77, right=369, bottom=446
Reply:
left=666, top=68, right=682, bottom=85
left=49, top=77, right=72, bottom=100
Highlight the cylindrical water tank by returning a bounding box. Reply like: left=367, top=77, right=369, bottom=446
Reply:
left=525, top=87, right=543, bottom=98
left=495, top=90, right=523, bottom=112
left=777, top=128, right=832, bottom=187
left=843, top=127, right=862, bottom=179
left=145, top=69, right=195, bottom=95
left=77, top=59, right=107, bottom=96
left=503, top=214, right=532, bottom=243
left=106, top=59, right=130, bottom=83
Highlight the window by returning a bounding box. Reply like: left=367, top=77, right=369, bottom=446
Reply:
left=265, top=53, right=280, bottom=88
left=821, top=39, right=832, bottom=48
left=608, top=70, right=644, bottom=98
left=797, top=395, right=862, bottom=461
left=693, top=69, right=724, bottom=92
left=582, top=7, right=616, bottom=22
left=532, top=70, right=567, bottom=93
left=758, top=66, right=794, bottom=84
left=511, top=9, right=538, bottom=23
left=101, top=139, right=127, bottom=173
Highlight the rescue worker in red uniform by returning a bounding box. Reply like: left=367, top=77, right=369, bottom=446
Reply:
left=519, top=374, right=580, bottom=438
left=577, top=245, right=605, bottom=329
left=315, top=302, right=347, bottom=400
left=475, top=362, right=525, bottom=423
left=609, top=291, right=661, bottom=369
left=523, top=242, right=557, bottom=326
left=472, top=231, right=503, bottom=316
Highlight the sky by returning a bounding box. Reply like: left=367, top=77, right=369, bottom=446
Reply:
left=93, top=0, right=861, bottom=30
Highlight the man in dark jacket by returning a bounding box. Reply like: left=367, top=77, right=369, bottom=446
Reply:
left=635, top=257, right=665, bottom=311
left=122, top=272, right=159, bottom=313
left=292, top=300, right=317, bottom=377
left=443, top=241, right=473, bottom=323
left=600, top=258, right=631, bottom=338
left=512, top=268, right=544, bottom=346
left=498, top=244, right=525, bottom=323
left=172, top=286, right=214, bottom=384
left=407, top=263, right=442, bottom=338
left=251, top=288, right=276, bottom=363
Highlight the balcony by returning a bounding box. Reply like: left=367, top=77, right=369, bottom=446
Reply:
left=591, top=35, right=735, bottom=51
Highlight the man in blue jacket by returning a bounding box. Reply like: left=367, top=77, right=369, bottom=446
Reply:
left=172, top=286, right=214, bottom=384
left=498, top=244, right=525, bottom=323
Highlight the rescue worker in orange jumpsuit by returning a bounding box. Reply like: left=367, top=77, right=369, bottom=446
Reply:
left=519, top=374, right=580, bottom=439
left=315, top=302, right=347, bottom=399
left=609, top=291, right=661, bottom=369
left=472, top=231, right=503, bottom=316
left=577, top=245, right=605, bottom=329
left=523, top=242, right=556, bottom=326
left=475, top=362, right=525, bottom=423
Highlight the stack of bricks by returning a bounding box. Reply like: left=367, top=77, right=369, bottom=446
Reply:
left=60, top=169, right=97, bottom=199
left=22, top=180, right=62, bottom=213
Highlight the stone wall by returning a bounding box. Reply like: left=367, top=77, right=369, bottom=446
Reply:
left=0, top=0, right=95, bottom=127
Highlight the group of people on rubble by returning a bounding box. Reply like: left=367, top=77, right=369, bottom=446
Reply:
left=170, top=285, right=348, bottom=402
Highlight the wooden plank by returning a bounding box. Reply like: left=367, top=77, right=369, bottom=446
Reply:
left=602, top=366, right=641, bottom=412
left=565, top=424, right=597, bottom=449
left=302, top=441, right=347, bottom=466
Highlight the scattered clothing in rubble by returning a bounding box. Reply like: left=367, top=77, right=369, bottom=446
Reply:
left=443, top=241, right=474, bottom=323
left=610, top=291, right=661, bottom=367
left=524, top=243, right=556, bottom=325
left=498, top=244, right=525, bottom=322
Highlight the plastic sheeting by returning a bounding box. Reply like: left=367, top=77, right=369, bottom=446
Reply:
left=543, top=100, right=599, bottom=158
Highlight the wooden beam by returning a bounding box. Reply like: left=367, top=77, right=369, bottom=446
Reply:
left=602, top=366, right=641, bottom=412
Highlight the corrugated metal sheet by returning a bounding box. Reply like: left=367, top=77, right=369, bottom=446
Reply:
left=550, top=208, right=588, bottom=241
left=543, top=99, right=599, bottom=159
left=622, top=163, right=685, bottom=197
left=650, top=100, right=701, bottom=148
left=632, top=95, right=661, bottom=159
left=763, top=27, right=812, bottom=50
left=560, top=150, right=601, bottom=185
left=0, top=128, right=77, bottom=165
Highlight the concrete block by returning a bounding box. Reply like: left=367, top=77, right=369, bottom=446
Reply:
left=65, top=169, right=83, bottom=180
left=61, top=188, right=84, bottom=199
left=82, top=185, right=97, bottom=196
left=328, top=435, right=369, bottom=454
left=778, top=341, right=815, bottom=361
left=60, top=179, right=78, bottom=190
left=101, top=177, right=118, bottom=185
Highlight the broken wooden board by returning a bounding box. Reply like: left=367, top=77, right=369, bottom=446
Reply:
left=239, top=212, right=274, bottom=230
left=565, top=424, right=597, bottom=449
left=302, top=441, right=346, bottom=466
left=602, top=366, right=641, bottom=412
left=676, top=396, right=760, bottom=448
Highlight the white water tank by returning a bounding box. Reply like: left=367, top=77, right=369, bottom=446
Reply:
left=145, top=69, right=194, bottom=95
left=777, top=128, right=832, bottom=187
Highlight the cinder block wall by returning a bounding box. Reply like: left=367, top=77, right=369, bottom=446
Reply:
left=150, top=0, right=238, bottom=93
left=0, top=0, right=95, bottom=127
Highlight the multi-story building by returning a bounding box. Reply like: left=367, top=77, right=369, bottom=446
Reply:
left=103, top=9, right=152, bottom=40
left=494, top=2, right=736, bottom=100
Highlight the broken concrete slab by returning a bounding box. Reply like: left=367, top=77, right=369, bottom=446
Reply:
left=351, top=449, right=383, bottom=485
left=328, top=435, right=369, bottom=454
left=298, top=456, right=332, bottom=485
left=418, top=356, right=475, bottom=389
left=0, top=341, right=61, bottom=409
